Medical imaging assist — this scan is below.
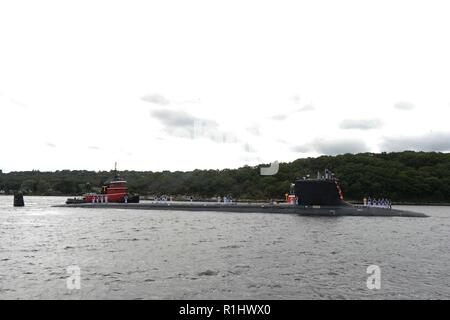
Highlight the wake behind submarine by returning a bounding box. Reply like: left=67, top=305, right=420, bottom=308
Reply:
left=60, top=169, right=428, bottom=218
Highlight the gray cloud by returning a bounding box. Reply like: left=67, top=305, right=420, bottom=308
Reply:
left=151, top=109, right=216, bottom=128
left=45, top=142, right=56, bottom=148
left=150, top=109, right=237, bottom=143
left=269, top=114, right=288, bottom=121
left=88, top=146, right=100, bottom=150
left=291, top=144, right=311, bottom=153
left=380, top=131, right=450, bottom=152
left=394, top=101, right=415, bottom=111
left=292, top=138, right=369, bottom=155
left=150, top=109, right=194, bottom=137
left=315, top=139, right=368, bottom=154
left=141, top=94, right=170, bottom=106
left=297, top=104, right=315, bottom=112
left=339, top=118, right=383, bottom=130
left=141, top=94, right=201, bottom=106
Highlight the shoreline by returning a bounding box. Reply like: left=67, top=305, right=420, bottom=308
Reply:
left=1, top=194, right=449, bottom=206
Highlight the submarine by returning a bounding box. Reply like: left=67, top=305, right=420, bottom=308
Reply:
left=59, top=170, right=428, bottom=218
left=65, top=163, right=139, bottom=205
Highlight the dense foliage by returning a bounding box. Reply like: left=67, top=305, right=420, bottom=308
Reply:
left=1, top=151, right=449, bottom=203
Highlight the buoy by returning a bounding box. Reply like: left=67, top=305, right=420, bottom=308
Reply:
left=14, top=192, right=25, bottom=207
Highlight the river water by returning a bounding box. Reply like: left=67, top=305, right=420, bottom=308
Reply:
left=0, top=196, right=448, bottom=299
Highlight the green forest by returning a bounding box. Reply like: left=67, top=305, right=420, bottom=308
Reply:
left=1, top=151, right=449, bottom=203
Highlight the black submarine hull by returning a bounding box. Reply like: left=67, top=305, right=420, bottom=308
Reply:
left=56, top=202, right=428, bottom=217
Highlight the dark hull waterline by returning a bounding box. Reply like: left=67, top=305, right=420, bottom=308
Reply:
left=55, top=202, right=428, bottom=217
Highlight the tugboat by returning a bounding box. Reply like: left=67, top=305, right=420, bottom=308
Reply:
left=66, top=163, right=139, bottom=204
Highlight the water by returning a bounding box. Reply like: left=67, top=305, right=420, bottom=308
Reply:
left=0, top=196, right=449, bottom=299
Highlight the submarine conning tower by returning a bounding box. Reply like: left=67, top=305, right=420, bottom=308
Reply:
left=294, top=170, right=349, bottom=206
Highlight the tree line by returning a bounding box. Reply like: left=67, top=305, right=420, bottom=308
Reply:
left=1, top=151, right=449, bottom=203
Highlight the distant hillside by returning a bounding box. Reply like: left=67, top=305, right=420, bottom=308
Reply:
left=1, top=151, right=449, bottom=203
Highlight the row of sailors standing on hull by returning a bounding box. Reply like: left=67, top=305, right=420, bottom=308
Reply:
left=219, top=195, right=233, bottom=203
left=152, top=195, right=233, bottom=203
left=90, top=195, right=129, bottom=203
left=92, top=195, right=109, bottom=203
left=363, top=197, right=392, bottom=209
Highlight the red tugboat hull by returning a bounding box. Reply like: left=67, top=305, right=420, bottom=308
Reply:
left=65, top=166, right=139, bottom=204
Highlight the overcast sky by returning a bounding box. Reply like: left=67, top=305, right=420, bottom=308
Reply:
left=1, top=0, right=450, bottom=172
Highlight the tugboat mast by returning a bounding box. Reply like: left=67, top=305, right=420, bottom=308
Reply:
left=114, top=162, right=119, bottom=179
